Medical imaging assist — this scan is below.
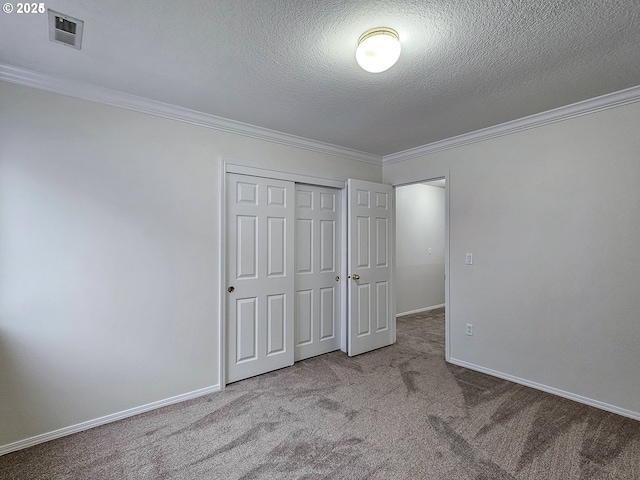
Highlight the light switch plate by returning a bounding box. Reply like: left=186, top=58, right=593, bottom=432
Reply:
left=465, top=253, right=473, bottom=265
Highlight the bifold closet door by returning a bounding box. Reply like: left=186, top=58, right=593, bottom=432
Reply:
left=294, top=185, right=342, bottom=361
left=226, top=174, right=295, bottom=383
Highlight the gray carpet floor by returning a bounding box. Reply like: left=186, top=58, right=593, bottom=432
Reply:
left=2, top=308, right=639, bottom=479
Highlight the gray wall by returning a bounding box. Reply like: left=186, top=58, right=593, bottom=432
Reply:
left=395, top=183, right=445, bottom=314
left=3, top=79, right=639, bottom=451
left=0, top=81, right=381, bottom=448
left=383, top=100, right=640, bottom=417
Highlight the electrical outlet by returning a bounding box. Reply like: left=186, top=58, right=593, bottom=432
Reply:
left=466, top=323, right=474, bottom=336
left=465, top=253, right=473, bottom=265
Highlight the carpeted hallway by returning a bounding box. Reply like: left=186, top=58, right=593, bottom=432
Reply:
left=1, top=308, right=639, bottom=479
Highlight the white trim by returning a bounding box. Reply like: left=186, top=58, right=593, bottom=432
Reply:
left=448, top=358, right=640, bottom=421
left=226, top=163, right=345, bottom=189
left=218, top=159, right=227, bottom=391
left=444, top=174, right=450, bottom=362
left=4, top=63, right=639, bottom=168
left=390, top=188, right=397, bottom=344
left=0, top=384, right=221, bottom=456
left=383, top=85, right=640, bottom=164
left=340, top=187, right=349, bottom=353
left=396, top=304, right=445, bottom=317
left=0, top=63, right=381, bottom=166
left=222, top=159, right=346, bottom=196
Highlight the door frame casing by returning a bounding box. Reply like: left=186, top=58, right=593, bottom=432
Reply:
left=218, top=157, right=348, bottom=388
left=392, top=172, right=451, bottom=362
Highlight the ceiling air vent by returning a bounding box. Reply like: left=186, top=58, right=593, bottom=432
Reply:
left=48, top=10, right=84, bottom=50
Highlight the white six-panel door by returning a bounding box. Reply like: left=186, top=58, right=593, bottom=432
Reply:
left=294, top=185, right=341, bottom=361
left=226, top=174, right=295, bottom=383
left=226, top=172, right=394, bottom=383
left=347, top=179, right=395, bottom=356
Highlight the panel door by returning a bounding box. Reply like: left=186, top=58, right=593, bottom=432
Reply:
left=294, top=185, right=341, bottom=361
left=347, top=179, right=395, bottom=356
left=226, top=174, right=295, bottom=383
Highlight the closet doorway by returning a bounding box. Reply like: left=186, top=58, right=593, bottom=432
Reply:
left=222, top=164, right=395, bottom=384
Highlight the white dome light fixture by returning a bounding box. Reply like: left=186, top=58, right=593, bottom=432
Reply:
left=356, top=27, right=401, bottom=73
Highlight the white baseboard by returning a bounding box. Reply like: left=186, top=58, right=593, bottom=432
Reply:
left=448, top=358, right=640, bottom=421
left=0, top=384, right=221, bottom=456
left=396, top=304, right=445, bottom=317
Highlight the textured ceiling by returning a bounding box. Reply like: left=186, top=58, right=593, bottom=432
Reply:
left=2, top=0, right=640, bottom=156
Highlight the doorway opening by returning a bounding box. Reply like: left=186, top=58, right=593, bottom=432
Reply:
left=394, top=177, right=449, bottom=360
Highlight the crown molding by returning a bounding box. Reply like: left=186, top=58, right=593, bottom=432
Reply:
left=0, top=63, right=382, bottom=166
left=383, top=84, right=640, bottom=165
left=5, top=62, right=638, bottom=167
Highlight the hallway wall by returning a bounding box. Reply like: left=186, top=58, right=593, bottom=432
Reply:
left=395, top=183, right=445, bottom=314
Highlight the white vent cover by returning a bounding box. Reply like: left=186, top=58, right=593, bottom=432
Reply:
left=48, top=10, right=84, bottom=50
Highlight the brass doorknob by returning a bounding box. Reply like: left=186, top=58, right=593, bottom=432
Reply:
left=227, top=286, right=235, bottom=293
left=351, top=274, right=360, bottom=281
left=335, top=276, right=340, bottom=281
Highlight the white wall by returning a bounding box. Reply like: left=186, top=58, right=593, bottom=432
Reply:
left=0, top=81, right=382, bottom=449
left=383, top=100, right=640, bottom=417
left=395, top=184, right=445, bottom=314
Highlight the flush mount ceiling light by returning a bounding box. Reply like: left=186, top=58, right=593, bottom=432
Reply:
left=356, top=27, right=401, bottom=73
